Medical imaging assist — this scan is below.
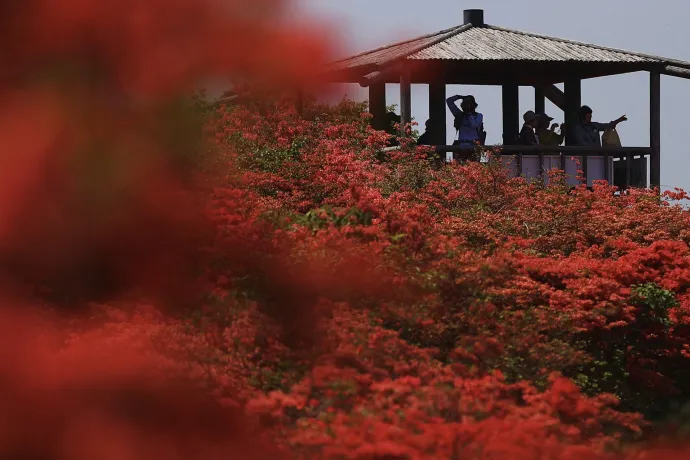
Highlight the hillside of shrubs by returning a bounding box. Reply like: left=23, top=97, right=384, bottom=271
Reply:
left=7, top=90, right=690, bottom=459
left=187, top=93, right=690, bottom=458
left=4, top=1, right=690, bottom=458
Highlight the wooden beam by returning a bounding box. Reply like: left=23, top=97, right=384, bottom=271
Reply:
left=661, top=65, right=690, bottom=80
left=650, top=71, right=661, bottom=188
left=502, top=84, right=519, bottom=145
left=368, top=83, right=386, bottom=131
left=359, top=62, right=405, bottom=87
left=353, top=61, right=651, bottom=87
left=400, top=66, right=412, bottom=136
left=564, top=78, right=581, bottom=146
left=535, top=86, right=545, bottom=114
left=331, top=61, right=658, bottom=87
left=382, top=144, right=653, bottom=157
left=433, top=145, right=652, bottom=154
left=429, top=83, right=446, bottom=145
left=542, top=85, right=565, bottom=111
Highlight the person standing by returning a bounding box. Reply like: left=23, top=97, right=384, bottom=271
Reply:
left=518, top=110, right=540, bottom=145
left=536, top=113, right=564, bottom=146
left=417, top=118, right=446, bottom=164
left=417, top=118, right=443, bottom=146
left=384, top=111, right=402, bottom=147
left=574, top=105, right=627, bottom=146
left=446, top=95, right=485, bottom=145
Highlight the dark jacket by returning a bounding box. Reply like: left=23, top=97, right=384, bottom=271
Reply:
left=518, top=124, right=539, bottom=145
left=574, top=122, right=614, bottom=146
left=417, top=131, right=431, bottom=146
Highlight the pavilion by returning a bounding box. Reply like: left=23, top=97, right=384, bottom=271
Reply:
left=323, top=9, right=690, bottom=189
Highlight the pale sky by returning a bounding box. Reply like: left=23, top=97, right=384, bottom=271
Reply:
left=292, top=0, right=690, bottom=192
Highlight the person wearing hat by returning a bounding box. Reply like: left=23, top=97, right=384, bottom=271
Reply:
left=518, top=110, right=540, bottom=145
left=536, top=113, right=564, bottom=146
left=384, top=111, right=402, bottom=147
left=446, top=94, right=485, bottom=145
left=574, top=105, right=627, bottom=146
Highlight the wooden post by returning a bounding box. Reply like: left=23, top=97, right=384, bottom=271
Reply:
left=604, top=153, right=610, bottom=184
left=535, top=86, right=545, bottom=115
left=502, top=84, right=519, bottom=144
left=368, top=83, right=386, bottom=131
left=429, top=83, right=447, bottom=145
left=535, top=88, right=546, bottom=179
left=539, top=151, right=545, bottom=184
left=650, top=71, right=661, bottom=189
left=564, top=78, right=581, bottom=146
left=400, top=66, right=412, bottom=137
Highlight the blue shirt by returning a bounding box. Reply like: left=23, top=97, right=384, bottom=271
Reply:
left=574, top=121, right=614, bottom=146
left=447, top=96, right=484, bottom=143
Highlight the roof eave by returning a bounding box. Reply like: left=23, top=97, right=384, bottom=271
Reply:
left=661, top=65, right=690, bottom=79
left=323, top=22, right=690, bottom=83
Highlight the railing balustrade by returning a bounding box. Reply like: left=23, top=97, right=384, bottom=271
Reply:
left=382, top=145, right=655, bottom=188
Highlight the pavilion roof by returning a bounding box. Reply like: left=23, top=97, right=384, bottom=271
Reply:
left=326, top=20, right=690, bottom=85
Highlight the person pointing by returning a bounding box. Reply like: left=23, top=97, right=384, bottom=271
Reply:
left=574, top=105, right=627, bottom=146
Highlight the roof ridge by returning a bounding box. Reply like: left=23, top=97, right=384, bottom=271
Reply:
left=329, top=23, right=469, bottom=65
left=380, top=23, right=472, bottom=67
left=488, top=25, right=690, bottom=69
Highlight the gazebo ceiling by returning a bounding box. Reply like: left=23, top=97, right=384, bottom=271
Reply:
left=357, top=60, right=653, bottom=86
left=325, top=10, right=690, bottom=86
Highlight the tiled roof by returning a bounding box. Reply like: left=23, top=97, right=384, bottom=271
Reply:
left=329, top=23, right=690, bottom=72
left=329, top=24, right=469, bottom=71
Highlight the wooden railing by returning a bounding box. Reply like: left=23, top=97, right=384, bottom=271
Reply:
left=434, top=145, right=655, bottom=188
left=380, top=144, right=657, bottom=188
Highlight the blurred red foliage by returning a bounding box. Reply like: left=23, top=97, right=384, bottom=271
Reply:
left=3, top=0, right=690, bottom=458
left=0, top=0, right=328, bottom=458
left=0, top=0, right=331, bottom=310
left=0, top=307, right=288, bottom=459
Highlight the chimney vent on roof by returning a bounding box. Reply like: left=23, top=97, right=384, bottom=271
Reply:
left=463, top=9, right=484, bottom=26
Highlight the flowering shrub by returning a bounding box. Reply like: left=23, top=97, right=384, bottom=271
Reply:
left=193, top=93, right=690, bottom=458
left=3, top=1, right=690, bottom=458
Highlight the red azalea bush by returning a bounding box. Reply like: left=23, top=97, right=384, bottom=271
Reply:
left=3, top=1, right=690, bottom=458
left=192, top=93, right=690, bottom=458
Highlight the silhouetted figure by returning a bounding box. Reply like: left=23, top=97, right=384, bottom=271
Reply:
left=417, top=118, right=445, bottom=164
left=536, top=113, right=564, bottom=146
left=519, top=110, right=540, bottom=145
left=446, top=95, right=485, bottom=146
left=417, top=118, right=443, bottom=146
left=384, top=111, right=401, bottom=147
left=574, top=105, right=627, bottom=146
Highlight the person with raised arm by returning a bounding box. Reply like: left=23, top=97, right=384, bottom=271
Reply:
left=446, top=94, right=485, bottom=146
left=536, top=113, right=565, bottom=146
left=574, top=105, right=627, bottom=146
